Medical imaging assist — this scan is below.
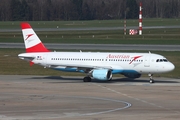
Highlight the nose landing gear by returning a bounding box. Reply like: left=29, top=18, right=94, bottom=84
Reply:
left=149, top=74, right=154, bottom=83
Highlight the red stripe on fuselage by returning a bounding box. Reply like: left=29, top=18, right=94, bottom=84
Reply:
left=129, top=56, right=142, bottom=64
left=26, top=42, right=50, bottom=52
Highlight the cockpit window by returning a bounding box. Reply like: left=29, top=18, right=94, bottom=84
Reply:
left=156, top=59, right=168, bottom=62
left=163, top=59, right=168, bottom=62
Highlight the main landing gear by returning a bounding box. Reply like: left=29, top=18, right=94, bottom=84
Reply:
left=83, top=76, right=92, bottom=82
left=149, top=74, right=154, bottom=83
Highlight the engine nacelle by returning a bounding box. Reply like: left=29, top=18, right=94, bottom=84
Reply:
left=92, top=69, right=112, bottom=81
left=123, top=73, right=141, bottom=78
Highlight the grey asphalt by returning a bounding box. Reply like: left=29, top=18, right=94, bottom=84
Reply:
left=0, top=75, right=180, bottom=120
left=1, top=43, right=180, bottom=51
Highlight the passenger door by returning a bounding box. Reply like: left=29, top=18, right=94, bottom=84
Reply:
left=144, top=55, right=151, bottom=67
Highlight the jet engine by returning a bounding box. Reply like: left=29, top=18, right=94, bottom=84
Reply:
left=92, top=69, right=112, bottom=80
left=123, top=73, right=141, bottom=78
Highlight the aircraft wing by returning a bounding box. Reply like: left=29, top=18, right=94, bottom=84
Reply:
left=48, top=64, right=113, bottom=73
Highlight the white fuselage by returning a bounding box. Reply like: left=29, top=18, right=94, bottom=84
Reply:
left=18, top=52, right=175, bottom=75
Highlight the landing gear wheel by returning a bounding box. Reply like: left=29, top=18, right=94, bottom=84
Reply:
left=83, top=77, right=91, bottom=82
left=149, top=79, right=154, bottom=83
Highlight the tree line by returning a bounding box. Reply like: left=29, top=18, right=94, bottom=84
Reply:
left=0, top=0, right=180, bottom=21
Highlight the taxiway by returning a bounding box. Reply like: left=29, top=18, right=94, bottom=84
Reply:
left=0, top=75, right=179, bottom=120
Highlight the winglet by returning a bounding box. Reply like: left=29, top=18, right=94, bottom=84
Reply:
left=21, top=22, right=50, bottom=53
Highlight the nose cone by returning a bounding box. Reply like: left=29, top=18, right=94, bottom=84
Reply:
left=170, top=63, right=175, bottom=71
left=166, top=62, right=175, bottom=72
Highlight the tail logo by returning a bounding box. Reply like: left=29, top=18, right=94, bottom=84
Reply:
left=25, top=34, right=34, bottom=40
left=21, top=22, right=50, bottom=52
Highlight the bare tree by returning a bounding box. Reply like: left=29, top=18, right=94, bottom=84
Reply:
left=0, top=0, right=11, bottom=21
left=0, top=0, right=180, bottom=21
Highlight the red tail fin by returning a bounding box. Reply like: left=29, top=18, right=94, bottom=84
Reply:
left=21, top=22, right=50, bottom=52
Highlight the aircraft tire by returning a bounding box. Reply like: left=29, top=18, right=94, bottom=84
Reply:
left=83, top=77, right=91, bottom=82
left=149, top=79, right=154, bottom=83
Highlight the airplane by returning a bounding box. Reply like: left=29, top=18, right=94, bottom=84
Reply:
left=18, top=22, right=175, bottom=83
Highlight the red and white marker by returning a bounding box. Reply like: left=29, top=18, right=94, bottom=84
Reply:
left=129, top=29, right=138, bottom=35
left=139, top=2, right=142, bottom=35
